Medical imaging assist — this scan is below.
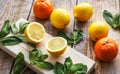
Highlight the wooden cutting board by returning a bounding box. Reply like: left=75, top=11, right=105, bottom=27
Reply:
left=0, top=18, right=95, bottom=74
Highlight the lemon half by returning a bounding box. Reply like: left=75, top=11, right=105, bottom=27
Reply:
left=24, top=22, right=45, bottom=43
left=46, top=37, right=67, bottom=56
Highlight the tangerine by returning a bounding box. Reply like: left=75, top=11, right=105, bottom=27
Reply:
left=33, top=0, right=53, bottom=19
left=94, top=38, right=118, bottom=62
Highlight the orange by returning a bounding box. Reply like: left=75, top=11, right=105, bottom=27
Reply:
left=33, top=0, right=54, bottom=19
left=94, top=38, right=118, bottom=62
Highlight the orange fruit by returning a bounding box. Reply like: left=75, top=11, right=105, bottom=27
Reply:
left=94, top=38, right=118, bottom=62
left=33, top=0, right=54, bottom=19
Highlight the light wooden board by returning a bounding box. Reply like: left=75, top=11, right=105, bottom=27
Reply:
left=0, top=18, right=95, bottom=74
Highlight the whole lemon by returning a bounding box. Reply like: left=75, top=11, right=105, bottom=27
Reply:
left=50, top=8, right=70, bottom=29
left=73, top=3, right=93, bottom=22
left=88, top=21, right=109, bottom=41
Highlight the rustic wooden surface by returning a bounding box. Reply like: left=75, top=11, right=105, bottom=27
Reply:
left=0, top=0, right=120, bottom=74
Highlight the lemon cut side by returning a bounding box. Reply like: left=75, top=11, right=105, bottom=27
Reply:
left=46, top=37, right=67, bottom=56
left=24, top=22, right=45, bottom=43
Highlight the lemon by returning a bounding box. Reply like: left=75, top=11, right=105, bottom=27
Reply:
left=24, top=22, right=45, bottom=43
left=88, top=21, right=109, bottom=41
left=73, top=3, right=93, bottom=22
left=46, top=37, right=67, bottom=56
left=50, top=8, right=70, bottom=29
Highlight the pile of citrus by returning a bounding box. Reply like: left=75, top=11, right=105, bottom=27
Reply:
left=24, top=0, right=119, bottom=61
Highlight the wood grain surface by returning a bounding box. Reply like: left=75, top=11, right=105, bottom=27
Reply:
left=0, top=0, right=120, bottom=74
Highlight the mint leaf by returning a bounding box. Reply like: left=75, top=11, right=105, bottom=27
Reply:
left=34, top=61, right=54, bottom=70
left=11, top=23, right=19, bottom=35
left=0, top=36, right=22, bottom=46
left=64, top=57, right=73, bottom=71
left=54, top=62, right=66, bottom=74
left=58, top=30, right=83, bottom=45
left=29, top=49, right=54, bottom=70
left=0, top=20, right=10, bottom=38
left=19, top=22, right=29, bottom=33
left=13, top=52, right=27, bottom=74
left=70, top=30, right=83, bottom=44
left=103, top=10, right=120, bottom=29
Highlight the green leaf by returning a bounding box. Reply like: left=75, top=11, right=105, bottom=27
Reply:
left=29, top=49, right=42, bottom=62
left=70, top=63, right=87, bottom=73
left=15, top=34, right=36, bottom=48
left=73, top=71, right=86, bottom=74
left=11, top=23, right=19, bottom=35
left=64, top=57, right=73, bottom=71
left=19, top=22, right=29, bottom=33
left=70, top=30, right=83, bottom=44
left=113, top=13, right=120, bottom=28
left=13, top=52, right=27, bottom=74
left=29, top=49, right=53, bottom=70
left=0, top=36, right=22, bottom=46
left=54, top=62, right=66, bottom=74
left=0, top=20, right=10, bottom=38
left=57, top=31, right=71, bottom=44
left=103, top=10, right=116, bottom=28
left=57, top=30, right=83, bottom=45
left=33, top=61, right=54, bottom=70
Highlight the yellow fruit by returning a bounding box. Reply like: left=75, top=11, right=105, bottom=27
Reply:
left=46, top=37, right=67, bottom=56
left=73, top=3, right=93, bottom=22
left=88, top=21, right=109, bottom=41
left=24, top=22, right=45, bottom=43
left=50, top=8, right=70, bottom=29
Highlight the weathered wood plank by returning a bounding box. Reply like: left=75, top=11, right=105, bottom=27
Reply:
left=0, top=0, right=35, bottom=74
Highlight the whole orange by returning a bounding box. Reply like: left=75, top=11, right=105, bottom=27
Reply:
left=94, top=38, right=118, bottom=62
left=33, top=0, right=53, bottom=19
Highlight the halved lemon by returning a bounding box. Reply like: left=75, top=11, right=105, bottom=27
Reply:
left=46, top=37, right=67, bottom=56
left=24, top=22, right=45, bottom=43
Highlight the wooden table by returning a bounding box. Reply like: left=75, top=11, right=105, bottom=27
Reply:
left=0, top=0, right=120, bottom=74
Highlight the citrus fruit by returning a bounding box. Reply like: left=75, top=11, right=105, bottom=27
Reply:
left=50, top=8, right=70, bottom=29
left=24, top=22, right=45, bottom=43
left=73, top=3, right=93, bottom=22
left=88, top=21, right=109, bottom=41
left=46, top=37, right=67, bottom=56
left=33, top=0, right=53, bottom=19
left=94, top=38, right=118, bottom=62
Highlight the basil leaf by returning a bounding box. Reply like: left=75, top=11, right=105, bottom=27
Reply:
left=57, top=31, right=71, bottom=43
left=64, top=57, right=73, bottom=71
left=113, top=13, right=120, bottom=28
left=0, top=20, right=10, bottom=38
left=11, top=23, right=19, bottom=35
left=74, top=71, right=86, bottom=74
left=54, top=62, right=66, bottom=74
left=13, top=52, right=26, bottom=74
left=33, top=61, right=54, bottom=70
left=58, top=30, right=83, bottom=45
left=29, top=49, right=42, bottom=62
left=103, top=10, right=116, bottom=28
left=19, top=22, right=29, bottom=33
left=15, top=34, right=36, bottom=48
left=70, top=30, right=83, bottom=44
left=70, top=63, right=87, bottom=73
left=0, top=36, right=22, bottom=46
